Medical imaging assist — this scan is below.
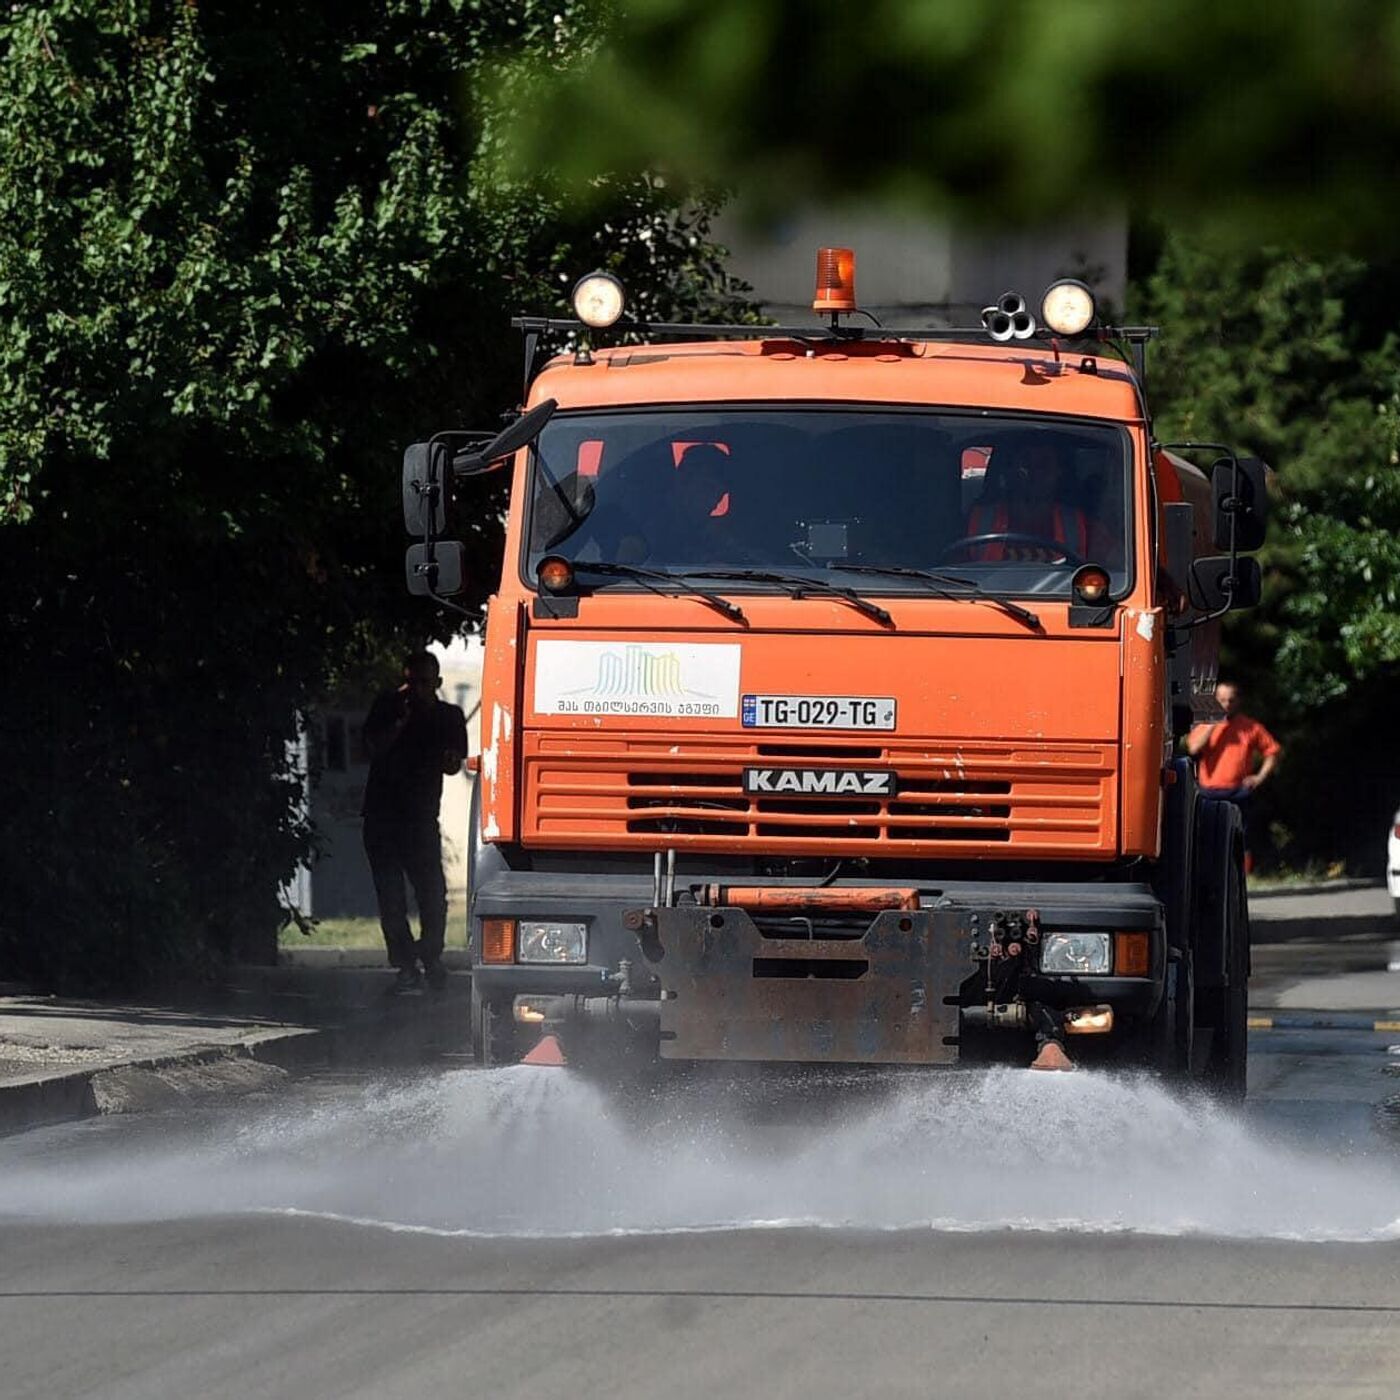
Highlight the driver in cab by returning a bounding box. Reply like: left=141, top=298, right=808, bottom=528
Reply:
left=652, top=442, right=760, bottom=565
left=963, top=439, right=1089, bottom=562
left=542, top=440, right=752, bottom=568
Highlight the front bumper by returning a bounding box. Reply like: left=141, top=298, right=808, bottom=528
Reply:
left=470, top=870, right=1164, bottom=1064
left=652, top=904, right=970, bottom=1064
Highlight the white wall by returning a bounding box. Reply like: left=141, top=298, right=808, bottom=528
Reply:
left=297, top=634, right=484, bottom=922
left=712, top=206, right=1127, bottom=327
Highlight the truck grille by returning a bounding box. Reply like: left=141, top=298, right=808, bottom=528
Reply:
left=523, top=735, right=1116, bottom=857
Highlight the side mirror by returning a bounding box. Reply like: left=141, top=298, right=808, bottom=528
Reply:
left=454, top=398, right=558, bottom=475
left=1190, top=555, right=1261, bottom=613
left=1211, top=456, right=1269, bottom=552
left=405, top=541, right=465, bottom=597
left=402, top=443, right=449, bottom=535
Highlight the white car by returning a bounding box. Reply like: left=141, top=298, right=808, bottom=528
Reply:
left=1389, top=807, right=1400, bottom=919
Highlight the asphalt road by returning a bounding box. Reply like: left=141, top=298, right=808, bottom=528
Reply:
left=2, top=888, right=1398, bottom=1400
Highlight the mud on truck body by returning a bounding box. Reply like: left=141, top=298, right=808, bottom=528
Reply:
left=402, top=257, right=1268, bottom=1094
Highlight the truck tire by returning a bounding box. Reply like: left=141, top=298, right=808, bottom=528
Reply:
left=471, top=979, right=520, bottom=1067
left=1200, top=843, right=1249, bottom=1100
left=1137, top=948, right=1194, bottom=1080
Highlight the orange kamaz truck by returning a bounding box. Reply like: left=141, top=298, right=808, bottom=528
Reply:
left=402, top=253, right=1268, bottom=1093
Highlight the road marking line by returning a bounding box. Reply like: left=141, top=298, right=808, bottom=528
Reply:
left=1247, top=1015, right=1400, bottom=1032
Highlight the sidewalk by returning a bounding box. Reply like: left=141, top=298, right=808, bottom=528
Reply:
left=0, top=951, right=472, bottom=1136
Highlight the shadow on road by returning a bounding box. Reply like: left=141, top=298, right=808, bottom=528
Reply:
left=1249, top=914, right=1394, bottom=945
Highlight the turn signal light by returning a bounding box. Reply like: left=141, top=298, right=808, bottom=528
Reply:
left=1114, top=931, right=1150, bottom=977
left=813, top=247, right=856, bottom=313
left=537, top=555, right=575, bottom=593
left=481, top=917, right=516, bottom=964
left=1072, top=564, right=1111, bottom=604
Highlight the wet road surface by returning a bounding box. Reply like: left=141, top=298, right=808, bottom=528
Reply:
left=1, top=888, right=1397, bottom=1399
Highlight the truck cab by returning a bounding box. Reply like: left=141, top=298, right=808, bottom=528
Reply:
left=404, top=260, right=1266, bottom=1092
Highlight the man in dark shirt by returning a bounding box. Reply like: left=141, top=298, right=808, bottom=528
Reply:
left=362, top=650, right=468, bottom=992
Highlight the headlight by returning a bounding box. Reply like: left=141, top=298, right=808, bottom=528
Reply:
left=1039, top=932, right=1111, bottom=974
left=517, top=920, right=587, bottom=964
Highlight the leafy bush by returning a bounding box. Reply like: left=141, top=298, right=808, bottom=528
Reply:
left=1137, top=235, right=1400, bottom=869
left=0, top=1, right=750, bottom=988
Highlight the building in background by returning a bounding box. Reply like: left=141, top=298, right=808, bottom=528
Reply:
left=713, top=208, right=1126, bottom=326
left=293, top=635, right=483, bottom=925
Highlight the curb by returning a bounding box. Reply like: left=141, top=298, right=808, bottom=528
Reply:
left=0, top=981, right=473, bottom=1138
left=0, top=1026, right=326, bottom=1138
left=1247, top=878, right=1386, bottom=900
left=272, top=948, right=472, bottom=970
left=1247, top=1013, right=1400, bottom=1033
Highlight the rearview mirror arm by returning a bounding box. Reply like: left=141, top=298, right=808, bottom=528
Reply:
left=1170, top=585, right=1241, bottom=634
left=419, top=429, right=494, bottom=542
left=425, top=585, right=476, bottom=621
left=453, top=397, right=559, bottom=476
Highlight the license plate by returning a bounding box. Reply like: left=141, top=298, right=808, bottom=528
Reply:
left=741, top=694, right=896, bottom=730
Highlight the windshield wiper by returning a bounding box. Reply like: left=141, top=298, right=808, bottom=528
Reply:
left=688, top=568, right=894, bottom=627
left=570, top=561, right=747, bottom=624
left=832, top=564, right=1043, bottom=631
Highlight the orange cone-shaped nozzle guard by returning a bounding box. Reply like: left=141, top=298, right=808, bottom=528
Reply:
left=522, top=1033, right=567, bottom=1067
left=1030, top=1040, right=1075, bottom=1072
left=813, top=247, right=857, bottom=313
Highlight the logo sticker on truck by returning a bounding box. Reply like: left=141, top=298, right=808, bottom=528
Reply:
left=534, top=640, right=741, bottom=717
left=743, top=768, right=897, bottom=797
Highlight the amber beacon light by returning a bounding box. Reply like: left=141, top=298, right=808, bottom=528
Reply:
left=813, top=247, right=857, bottom=313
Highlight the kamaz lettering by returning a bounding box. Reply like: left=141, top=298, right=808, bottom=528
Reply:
left=742, top=768, right=897, bottom=797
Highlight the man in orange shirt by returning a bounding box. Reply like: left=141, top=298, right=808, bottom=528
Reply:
left=1187, top=680, right=1282, bottom=870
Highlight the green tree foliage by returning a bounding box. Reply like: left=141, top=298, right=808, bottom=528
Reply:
left=512, top=0, right=1400, bottom=248
left=1137, top=235, right=1400, bottom=866
left=0, top=0, right=750, bottom=987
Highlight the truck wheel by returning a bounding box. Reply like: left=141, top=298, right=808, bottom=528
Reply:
left=1200, top=848, right=1249, bottom=1100
left=1146, top=951, right=1194, bottom=1080
left=471, top=980, right=520, bottom=1067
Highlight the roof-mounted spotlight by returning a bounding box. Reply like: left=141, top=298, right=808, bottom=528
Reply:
left=1040, top=279, right=1097, bottom=337
left=571, top=271, right=625, bottom=329
left=982, top=291, right=1036, bottom=342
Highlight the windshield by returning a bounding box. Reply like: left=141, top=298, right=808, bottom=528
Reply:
left=525, top=409, right=1132, bottom=597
